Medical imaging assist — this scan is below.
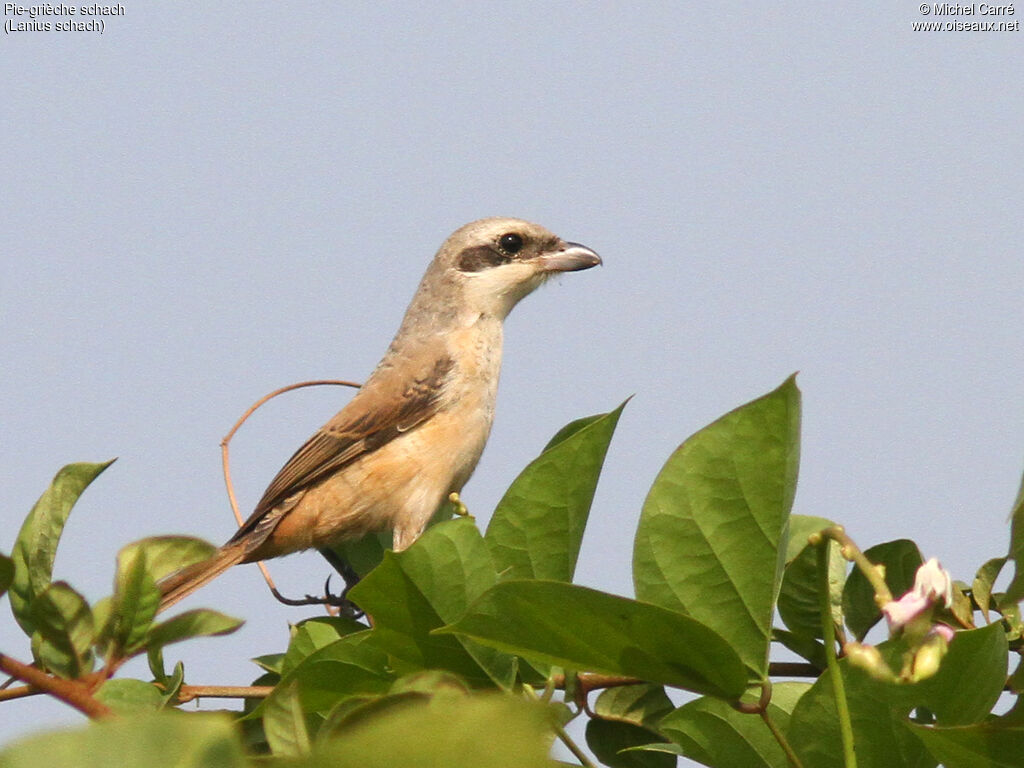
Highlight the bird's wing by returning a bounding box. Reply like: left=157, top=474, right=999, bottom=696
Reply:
left=229, top=350, right=455, bottom=544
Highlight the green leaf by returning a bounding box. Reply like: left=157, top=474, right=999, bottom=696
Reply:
left=117, top=536, right=217, bottom=582
left=778, top=537, right=845, bottom=641
left=108, top=545, right=160, bottom=656
left=388, top=670, right=471, bottom=697
left=252, top=653, right=286, bottom=675
left=997, top=594, right=1024, bottom=640
left=9, top=461, right=114, bottom=635
left=248, top=631, right=394, bottom=721
left=772, top=628, right=826, bottom=669
left=329, top=531, right=392, bottom=580
left=91, top=597, right=113, bottom=652
left=633, top=376, right=800, bottom=679
left=0, top=552, right=14, bottom=599
left=585, top=685, right=676, bottom=768
left=440, top=580, right=747, bottom=698
left=316, top=691, right=430, bottom=740
left=146, top=608, right=243, bottom=650
left=29, top=582, right=94, bottom=678
left=586, top=719, right=674, bottom=768
left=281, top=616, right=368, bottom=675
left=1005, top=470, right=1024, bottom=602
left=910, top=720, right=1024, bottom=768
left=899, top=623, right=1008, bottom=726
left=784, top=515, right=834, bottom=564
left=306, top=693, right=555, bottom=768
left=95, top=679, right=164, bottom=714
left=973, top=557, right=1007, bottom=621
left=263, top=680, right=312, bottom=757
left=485, top=402, right=625, bottom=581
left=788, top=624, right=1007, bottom=768
left=0, top=711, right=248, bottom=768
left=659, top=681, right=810, bottom=768
left=158, top=661, right=185, bottom=707
left=348, top=518, right=516, bottom=687
left=593, top=684, right=675, bottom=727
left=842, top=539, right=923, bottom=641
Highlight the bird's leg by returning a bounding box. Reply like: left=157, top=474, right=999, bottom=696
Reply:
left=267, top=549, right=364, bottom=618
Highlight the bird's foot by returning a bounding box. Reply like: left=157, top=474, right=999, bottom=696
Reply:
left=448, top=492, right=473, bottom=520
left=269, top=574, right=364, bottom=619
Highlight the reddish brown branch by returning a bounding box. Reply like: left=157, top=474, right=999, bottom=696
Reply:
left=0, top=653, right=113, bottom=719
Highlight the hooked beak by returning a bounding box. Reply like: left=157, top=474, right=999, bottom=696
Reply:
left=538, top=241, right=602, bottom=273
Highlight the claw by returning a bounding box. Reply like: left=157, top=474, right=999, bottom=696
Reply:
left=269, top=578, right=365, bottom=619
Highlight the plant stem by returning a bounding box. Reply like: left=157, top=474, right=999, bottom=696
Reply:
left=822, top=526, right=893, bottom=608
left=760, top=709, right=805, bottom=768
left=817, top=540, right=856, bottom=768
left=522, top=685, right=596, bottom=768
left=175, top=685, right=274, bottom=703
left=0, top=684, right=37, bottom=702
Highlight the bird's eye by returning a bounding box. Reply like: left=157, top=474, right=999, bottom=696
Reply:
left=499, top=232, right=524, bottom=254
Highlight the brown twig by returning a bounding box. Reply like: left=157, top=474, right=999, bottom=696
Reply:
left=0, top=683, right=37, bottom=703
left=219, top=379, right=360, bottom=602
left=0, top=653, right=113, bottom=720
left=175, top=685, right=275, bottom=703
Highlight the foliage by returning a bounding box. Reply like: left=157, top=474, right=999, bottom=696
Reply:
left=2, top=376, right=1023, bottom=767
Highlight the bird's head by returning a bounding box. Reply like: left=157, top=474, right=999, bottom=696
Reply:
left=435, top=217, right=601, bottom=320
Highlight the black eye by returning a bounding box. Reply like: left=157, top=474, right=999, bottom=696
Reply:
left=499, top=232, right=524, bottom=254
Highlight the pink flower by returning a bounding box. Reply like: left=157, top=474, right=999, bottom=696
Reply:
left=881, top=558, right=953, bottom=634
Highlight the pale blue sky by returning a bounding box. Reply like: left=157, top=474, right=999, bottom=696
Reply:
left=2, top=3, right=1023, bottom=763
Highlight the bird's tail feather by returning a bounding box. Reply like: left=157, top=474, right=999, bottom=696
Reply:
left=158, top=544, right=248, bottom=612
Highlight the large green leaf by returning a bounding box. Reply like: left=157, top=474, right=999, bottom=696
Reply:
left=440, top=580, right=747, bottom=699
left=842, top=539, right=923, bottom=641
left=486, top=403, right=625, bottom=581
left=1004, top=471, right=1024, bottom=601
left=787, top=624, right=1007, bottom=768
left=29, top=581, right=94, bottom=678
left=633, top=377, right=800, bottom=679
left=0, top=711, right=247, bottom=768
left=658, top=682, right=810, bottom=768
left=910, top=720, right=1024, bottom=768
left=348, top=518, right=515, bottom=687
left=9, top=461, right=114, bottom=635
left=306, top=693, right=555, bottom=768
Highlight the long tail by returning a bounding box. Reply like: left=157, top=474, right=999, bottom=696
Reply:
left=158, top=543, right=248, bottom=612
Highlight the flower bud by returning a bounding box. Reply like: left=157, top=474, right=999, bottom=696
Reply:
left=845, top=642, right=895, bottom=682
left=906, top=629, right=952, bottom=682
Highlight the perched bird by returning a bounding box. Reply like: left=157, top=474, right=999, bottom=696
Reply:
left=158, top=217, right=601, bottom=610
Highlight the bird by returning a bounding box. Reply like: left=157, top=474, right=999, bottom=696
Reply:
left=158, top=217, right=601, bottom=611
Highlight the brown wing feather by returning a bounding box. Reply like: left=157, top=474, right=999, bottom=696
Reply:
left=228, top=353, right=454, bottom=545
